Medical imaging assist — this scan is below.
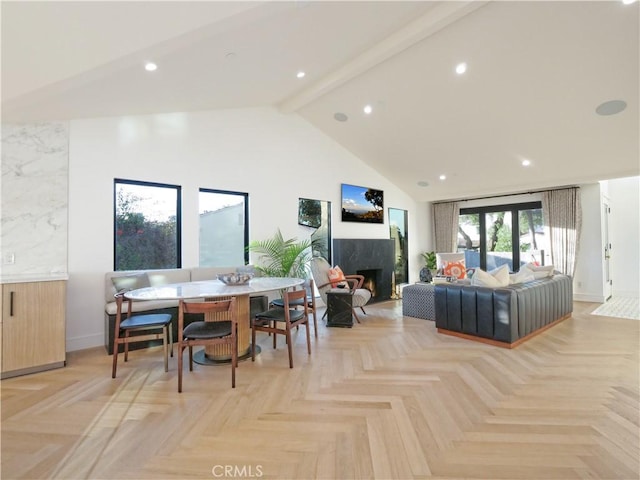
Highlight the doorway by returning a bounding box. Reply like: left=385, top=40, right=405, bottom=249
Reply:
left=603, top=200, right=612, bottom=301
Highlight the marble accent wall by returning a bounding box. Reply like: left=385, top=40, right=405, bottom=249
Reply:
left=1, top=123, right=69, bottom=282
left=333, top=238, right=395, bottom=302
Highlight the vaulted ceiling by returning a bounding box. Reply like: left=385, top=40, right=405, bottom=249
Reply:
left=3, top=1, right=638, bottom=201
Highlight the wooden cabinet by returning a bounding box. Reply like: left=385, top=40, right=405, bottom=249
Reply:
left=1, top=280, right=66, bottom=378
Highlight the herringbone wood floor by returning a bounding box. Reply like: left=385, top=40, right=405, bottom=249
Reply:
left=1, top=301, right=638, bottom=480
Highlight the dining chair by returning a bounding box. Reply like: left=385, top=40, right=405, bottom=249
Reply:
left=251, top=288, right=311, bottom=368
left=269, top=278, right=318, bottom=338
left=177, top=298, right=238, bottom=393
left=111, top=291, right=173, bottom=379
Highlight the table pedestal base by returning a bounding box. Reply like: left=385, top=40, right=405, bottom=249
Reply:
left=193, top=345, right=260, bottom=365
left=203, top=294, right=250, bottom=360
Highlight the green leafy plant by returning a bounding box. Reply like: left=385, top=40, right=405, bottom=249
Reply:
left=421, top=251, right=437, bottom=271
left=249, top=228, right=319, bottom=279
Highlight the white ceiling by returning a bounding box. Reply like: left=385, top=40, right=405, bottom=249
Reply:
left=2, top=1, right=638, bottom=202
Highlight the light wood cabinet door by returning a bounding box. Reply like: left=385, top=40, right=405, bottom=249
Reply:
left=2, top=281, right=66, bottom=375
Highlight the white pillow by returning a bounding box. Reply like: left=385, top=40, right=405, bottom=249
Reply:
left=471, top=264, right=510, bottom=288
left=509, top=269, right=535, bottom=285
left=490, top=264, right=510, bottom=286
left=522, top=263, right=554, bottom=279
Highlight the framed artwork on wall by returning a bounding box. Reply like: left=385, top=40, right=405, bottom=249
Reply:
left=341, top=183, right=384, bottom=224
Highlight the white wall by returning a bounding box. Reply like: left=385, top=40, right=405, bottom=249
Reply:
left=607, top=176, right=640, bottom=297
left=573, top=178, right=640, bottom=302
left=67, top=107, right=427, bottom=351
left=573, top=183, right=605, bottom=302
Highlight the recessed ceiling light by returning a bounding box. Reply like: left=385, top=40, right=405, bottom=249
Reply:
left=363, top=105, right=373, bottom=115
left=334, top=112, right=348, bottom=122
left=455, top=62, right=467, bottom=75
left=439, top=175, right=446, bottom=180
left=522, top=159, right=531, bottom=167
left=296, top=71, right=306, bottom=79
left=596, top=100, right=627, bottom=116
left=417, top=181, right=429, bottom=187
left=144, top=62, right=157, bottom=72
left=622, top=0, right=637, bottom=5
left=225, top=52, right=236, bottom=60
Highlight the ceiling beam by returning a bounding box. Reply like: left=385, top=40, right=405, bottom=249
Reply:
left=278, top=0, right=489, bottom=114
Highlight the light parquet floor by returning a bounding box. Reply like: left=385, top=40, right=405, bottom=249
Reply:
left=1, top=301, right=638, bottom=480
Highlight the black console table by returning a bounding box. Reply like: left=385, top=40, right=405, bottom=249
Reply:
left=326, top=291, right=353, bottom=327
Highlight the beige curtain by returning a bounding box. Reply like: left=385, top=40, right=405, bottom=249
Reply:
left=431, top=202, right=459, bottom=252
left=542, top=187, right=582, bottom=277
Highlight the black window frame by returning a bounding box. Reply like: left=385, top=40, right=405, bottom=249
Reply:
left=113, top=178, right=182, bottom=271
left=199, top=188, right=250, bottom=265
left=459, top=201, right=542, bottom=271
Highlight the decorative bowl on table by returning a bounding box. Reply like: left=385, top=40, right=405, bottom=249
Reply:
left=217, top=272, right=254, bottom=285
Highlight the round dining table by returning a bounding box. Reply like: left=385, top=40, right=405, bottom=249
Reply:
left=125, top=276, right=304, bottom=363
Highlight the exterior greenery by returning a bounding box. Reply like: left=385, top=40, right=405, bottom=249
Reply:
left=114, top=182, right=179, bottom=271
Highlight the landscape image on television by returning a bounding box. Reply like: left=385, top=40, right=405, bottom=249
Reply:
left=341, top=183, right=384, bottom=224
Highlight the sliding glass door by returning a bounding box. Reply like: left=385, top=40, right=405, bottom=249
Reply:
left=458, top=202, right=543, bottom=271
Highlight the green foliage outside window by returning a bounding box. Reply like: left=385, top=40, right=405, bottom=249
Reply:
left=115, top=184, right=179, bottom=271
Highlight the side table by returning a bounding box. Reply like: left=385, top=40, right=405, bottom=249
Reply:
left=326, top=291, right=353, bottom=327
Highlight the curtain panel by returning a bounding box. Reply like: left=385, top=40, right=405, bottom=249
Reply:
left=542, top=187, right=582, bottom=277
left=431, top=202, right=459, bottom=253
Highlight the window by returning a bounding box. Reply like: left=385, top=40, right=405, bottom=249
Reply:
left=199, top=189, right=248, bottom=266
left=457, top=202, right=543, bottom=271
left=298, top=198, right=332, bottom=262
left=114, top=179, right=181, bottom=271
left=388, top=208, right=408, bottom=285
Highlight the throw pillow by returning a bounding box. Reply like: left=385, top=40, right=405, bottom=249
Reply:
left=112, top=273, right=150, bottom=293
left=490, top=264, right=510, bottom=286
left=436, top=252, right=465, bottom=270
left=328, top=266, right=348, bottom=288
left=470, top=268, right=501, bottom=288
left=470, top=264, right=510, bottom=288
left=509, top=268, right=535, bottom=285
left=522, top=263, right=554, bottom=279
left=443, top=260, right=466, bottom=279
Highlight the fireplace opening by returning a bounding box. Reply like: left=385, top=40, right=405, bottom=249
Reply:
left=357, top=269, right=381, bottom=299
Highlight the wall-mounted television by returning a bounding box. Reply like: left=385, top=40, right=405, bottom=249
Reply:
left=341, top=183, right=384, bottom=224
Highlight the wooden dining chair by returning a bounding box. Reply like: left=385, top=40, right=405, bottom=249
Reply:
left=112, top=291, right=173, bottom=378
left=251, top=288, right=311, bottom=368
left=269, top=278, right=318, bottom=338
left=177, top=298, right=238, bottom=393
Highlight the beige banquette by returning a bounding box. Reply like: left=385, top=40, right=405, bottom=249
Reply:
left=104, top=266, right=267, bottom=354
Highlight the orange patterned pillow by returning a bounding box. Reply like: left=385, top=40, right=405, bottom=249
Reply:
left=443, top=261, right=466, bottom=279
left=328, top=266, right=348, bottom=287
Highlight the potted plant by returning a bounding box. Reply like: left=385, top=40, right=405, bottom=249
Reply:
left=249, top=228, right=319, bottom=279
left=419, top=251, right=437, bottom=283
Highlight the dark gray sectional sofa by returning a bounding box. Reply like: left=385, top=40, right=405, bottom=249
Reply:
left=434, top=274, right=573, bottom=347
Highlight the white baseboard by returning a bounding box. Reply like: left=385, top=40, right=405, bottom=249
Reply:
left=66, top=333, right=104, bottom=352
left=573, top=293, right=606, bottom=303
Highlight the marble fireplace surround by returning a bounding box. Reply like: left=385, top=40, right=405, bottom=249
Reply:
left=332, top=238, right=395, bottom=303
